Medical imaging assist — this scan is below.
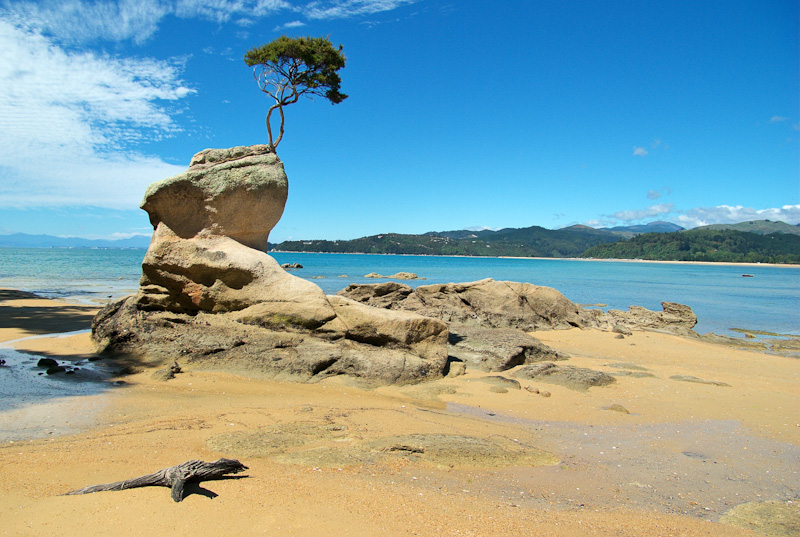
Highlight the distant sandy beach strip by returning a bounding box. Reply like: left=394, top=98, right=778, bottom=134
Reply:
left=1, top=289, right=798, bottom=536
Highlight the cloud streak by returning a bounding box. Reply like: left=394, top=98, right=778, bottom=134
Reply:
left=595, top=203, right=800, bottom=229
left=611, top=203, right=674, bottom=222
left=676, top=205, right=800, bottom=228
left=0, top=19, right=192, bottom=208
left=2, top=0, right=416, bottom=45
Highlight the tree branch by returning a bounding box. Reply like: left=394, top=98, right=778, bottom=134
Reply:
left=63, top=459, right=248, bottom=503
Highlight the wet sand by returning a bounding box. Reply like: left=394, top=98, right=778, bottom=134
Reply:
left=0, top=290, right=797, bottom=536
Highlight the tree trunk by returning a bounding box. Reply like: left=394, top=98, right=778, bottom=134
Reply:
left=266, top=103, right=285, bottom=149
left=63, top=458, right=248, bottom=502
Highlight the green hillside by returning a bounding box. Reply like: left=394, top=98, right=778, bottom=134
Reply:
left=581, top=229, right=800, bottom=264
left=693, top=219, right=800, bottom=236
left=275, top=225, right=622, bottom=258
left=274, top=221, right=800, bottom=264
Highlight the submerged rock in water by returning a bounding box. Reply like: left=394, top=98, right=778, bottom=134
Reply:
left=92, top=145, right=449, bottom=386
left=364, top=272, right=422, bottom=280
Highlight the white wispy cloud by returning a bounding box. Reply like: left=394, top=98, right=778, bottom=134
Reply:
left=273, top=19, right=306, bottom=31
left=611, top=203, right=674, bottom=222
left=676, top=205, right=800, bottom=228
left=2, top=0, right=168, bottom=44
left=647, top=190, right=662, bottom=200
left=770, top=115, right=788, bottom=123
left=632, top=146, right=648, bottom=157
left=0, top=19, right=193, bottom=208
left=303, top=0, right=416, bottom=20
left=2, top=0, right=414, bottom=45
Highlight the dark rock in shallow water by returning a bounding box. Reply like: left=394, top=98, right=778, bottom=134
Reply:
left=513, top=362, right=616, bottom=391
left=37, top=358, right=59, bottom=368
left=46, top=366, right=67, bottom=375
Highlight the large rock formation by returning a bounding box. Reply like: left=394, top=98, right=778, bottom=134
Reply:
left=338, top=280, right=699, bottom=337
left=338, top=279, right=594, bottom=331
left=92, top=146, right=449, bottom=386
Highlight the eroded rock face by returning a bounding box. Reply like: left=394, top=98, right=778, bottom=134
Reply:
left=92, top=145, right=449, bottom=386
left=598, top=302, right=698, bottom=336
left=141, top=145, right=287, bottom=252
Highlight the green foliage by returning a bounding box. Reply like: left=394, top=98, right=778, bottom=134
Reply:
left=581, top=229, right=800, bottom=264
left=245, top=35, right=347, bottom=148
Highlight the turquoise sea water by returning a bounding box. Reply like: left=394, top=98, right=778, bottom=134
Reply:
left=0, top=248, right=798, bottom=337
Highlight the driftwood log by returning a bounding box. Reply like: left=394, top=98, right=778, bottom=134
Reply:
left=63, top=458, right=248, bottom=502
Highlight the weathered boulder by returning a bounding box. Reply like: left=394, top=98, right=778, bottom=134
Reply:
left=447, top=324, right=567, bottom=372
left=141, top=145, right=287, bottom=252
left=92, top=145, right=450, bottom=386
left=339, top=279, right=593, bottom=331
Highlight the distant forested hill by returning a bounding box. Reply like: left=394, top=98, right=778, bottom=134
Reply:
left=275, top=225, right=624, bottom=258
left=581, top=229, right=800, bottom=264
left=275, top=222, right=800, bottom=263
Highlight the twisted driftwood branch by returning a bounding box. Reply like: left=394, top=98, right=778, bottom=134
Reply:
left=63, top=458, right=248, bottom=502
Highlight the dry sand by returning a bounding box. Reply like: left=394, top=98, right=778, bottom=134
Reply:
left=1, top=290, right=798, bottom=536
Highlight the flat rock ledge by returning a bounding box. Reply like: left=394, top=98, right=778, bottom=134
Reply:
left=513, top=362, right=617, bottom=392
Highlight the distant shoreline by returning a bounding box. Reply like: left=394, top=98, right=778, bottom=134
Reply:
left=269, top=250, right=800, bottom=269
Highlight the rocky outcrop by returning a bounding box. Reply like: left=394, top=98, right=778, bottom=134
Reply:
left=338, top=279, right=593, bottom=331
left=364, top=272, right=422, bottom=280
left=596, top=302, right=698, bottom=336
left=92, top=146, right=449, bottom=386
left=339, top=280, right=700, bottom=337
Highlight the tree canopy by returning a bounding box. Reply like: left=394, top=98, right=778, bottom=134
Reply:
left=244, top=36, right=347, bottom=149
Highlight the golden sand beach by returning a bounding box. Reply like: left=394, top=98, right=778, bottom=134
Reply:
left=1, top=289, right=798, bottom=536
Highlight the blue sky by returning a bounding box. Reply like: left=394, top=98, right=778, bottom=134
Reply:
left=0, top=0, right=797, bottom=242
